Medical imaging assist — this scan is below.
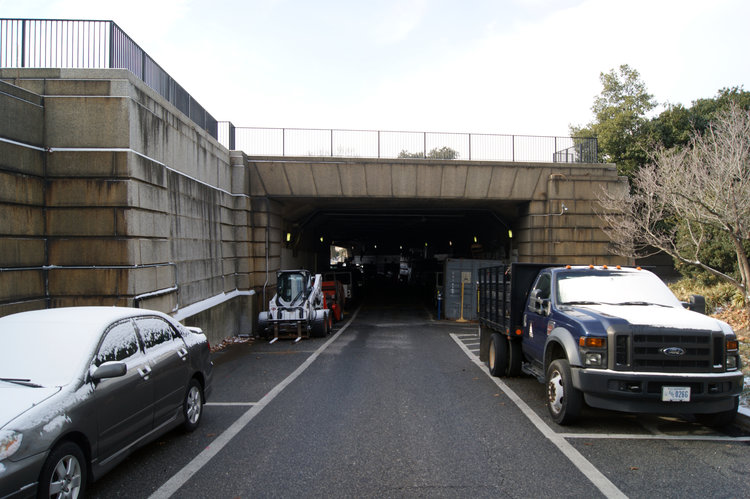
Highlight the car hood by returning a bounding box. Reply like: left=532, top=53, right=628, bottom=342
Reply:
left=0, top=384, right=61, bottom=428
left=569, top=304, right=727, bottom=331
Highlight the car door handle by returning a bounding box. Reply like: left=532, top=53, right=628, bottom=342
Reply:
left=138, top=366, right=152, bottom=379
left=177, top=348, right=189, bottom=361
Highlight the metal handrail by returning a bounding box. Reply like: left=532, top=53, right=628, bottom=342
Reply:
left=0, top=18, right=598, bottom=162
left=218, top=124, right=599, bottom=163
left=0, top=18, right=218, bottom=139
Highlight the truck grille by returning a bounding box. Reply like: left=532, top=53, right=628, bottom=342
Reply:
left=613, top=329, right=724, bottom=373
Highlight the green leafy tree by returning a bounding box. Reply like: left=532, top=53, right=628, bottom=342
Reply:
left=571, top=64, right=657, bottom=177
left=642, top=87, right=750, bottom=151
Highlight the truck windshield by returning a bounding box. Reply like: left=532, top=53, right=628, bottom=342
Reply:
left=556, top=270, right=682, bottom=308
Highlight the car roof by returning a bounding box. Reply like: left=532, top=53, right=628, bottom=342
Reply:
left=0, top=306, right=170, bottom=341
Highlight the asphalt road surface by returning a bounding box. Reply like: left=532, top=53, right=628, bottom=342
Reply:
left=89, top=286, right=750, bottom=498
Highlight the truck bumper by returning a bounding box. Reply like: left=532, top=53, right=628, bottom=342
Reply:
left=571, top=368, right=744, bottom=414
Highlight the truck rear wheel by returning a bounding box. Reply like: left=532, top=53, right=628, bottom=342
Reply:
left=488, top=333, right=508, bottom=377
left=546, top=359, right=582, bottom=425
left=507, top=339, right=522, bottom=377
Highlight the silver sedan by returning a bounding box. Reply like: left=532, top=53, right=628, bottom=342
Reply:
left=0, top=307, right=213, bottom=498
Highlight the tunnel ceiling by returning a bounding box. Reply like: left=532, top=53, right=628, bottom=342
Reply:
left=277, top=197, right=520, bottom=255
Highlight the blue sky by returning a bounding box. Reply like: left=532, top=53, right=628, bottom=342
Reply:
left=2, top=0, right=749, bottom=136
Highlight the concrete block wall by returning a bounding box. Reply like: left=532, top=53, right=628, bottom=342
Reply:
left=0, top=79, right=47, bottom=317
left=0, top=70, right=255, bottom=344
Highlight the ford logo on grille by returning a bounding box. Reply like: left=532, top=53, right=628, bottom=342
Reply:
left=660, top=347, right=686, bottom=357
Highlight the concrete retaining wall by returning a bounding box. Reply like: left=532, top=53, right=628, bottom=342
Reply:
left=0, top=70, right=255, bottom=345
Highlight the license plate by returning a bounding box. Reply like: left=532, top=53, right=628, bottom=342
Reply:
left=662, top=386, right=691, bottom=402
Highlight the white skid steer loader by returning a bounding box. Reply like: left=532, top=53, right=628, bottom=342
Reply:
left=258, top=270, right=331, bottom=343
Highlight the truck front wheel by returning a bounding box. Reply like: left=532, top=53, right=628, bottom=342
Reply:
left=695, top=396, right=738, bottom=428
left=546, top=359, right=582, bottom=425
left=488, top=333, right=508, bottom=377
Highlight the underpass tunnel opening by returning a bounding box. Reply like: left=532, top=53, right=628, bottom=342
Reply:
left=279, top=201, right=520, bottom=299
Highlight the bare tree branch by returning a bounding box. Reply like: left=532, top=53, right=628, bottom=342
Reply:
left=597, top=103, right=750, bottom=308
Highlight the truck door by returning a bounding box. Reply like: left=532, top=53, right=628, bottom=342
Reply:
left=523, top=272, right=551, bottom=368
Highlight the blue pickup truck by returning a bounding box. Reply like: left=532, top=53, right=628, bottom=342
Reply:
left=478, top=263, right=744, bottom=426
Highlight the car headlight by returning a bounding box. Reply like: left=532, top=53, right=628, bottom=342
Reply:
left=0, top=430, right=23, bottom=461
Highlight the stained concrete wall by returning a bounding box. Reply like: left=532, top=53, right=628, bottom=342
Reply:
left=0, top=70, right=257, bottom=344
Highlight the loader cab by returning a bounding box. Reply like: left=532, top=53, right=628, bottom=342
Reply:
left=277, top=270, right=311, bottom=303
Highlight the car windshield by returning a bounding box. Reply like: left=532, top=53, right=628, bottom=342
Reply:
left=0, top=323, right=95, bottom=387
left=556, top=270, right=682, bottom=308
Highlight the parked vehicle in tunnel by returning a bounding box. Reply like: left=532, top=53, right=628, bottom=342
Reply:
left=0, top=306, right=213, bottom=499
left=478, top=264, right=743, bottom=426
left=258, top=270, right=331, bottom=342
left=322, top=279, right=345, bottom=322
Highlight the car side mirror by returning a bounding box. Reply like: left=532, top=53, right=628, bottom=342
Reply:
left=186, top=326, right=203, bottom=334
left=92, top=362, right=127, bottom=381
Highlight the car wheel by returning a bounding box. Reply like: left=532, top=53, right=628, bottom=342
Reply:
left=546, top=359, right=582, bottom=425
left=488, top=333, right=508, bottom=377
left=38, top=441, right=87, bottom=499
left=183, top=378, right=204, bottom=432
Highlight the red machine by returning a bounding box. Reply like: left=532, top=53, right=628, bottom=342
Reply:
left=322, top=279, right=345, bottom=321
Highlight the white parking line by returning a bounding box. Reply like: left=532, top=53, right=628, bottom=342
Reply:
left=205, top=402, right=257, bottom=407
left=149, top=308, right=361, bottom=499
left=450, top=333, right=627, bottom=499
left=560, top=433, right=750, bottom=442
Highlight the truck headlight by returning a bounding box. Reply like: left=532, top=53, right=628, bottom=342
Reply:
left=580, top=337, right=607, bottom=368
left=584, top=352, right=604, bottom=367
left=727, top=355, right=738, bottom=371
left=726, top=338, right=740, bottom=371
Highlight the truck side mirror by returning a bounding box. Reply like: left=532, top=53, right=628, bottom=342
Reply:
left=683, top=294, right=706, bottom=315
left=541, top=298, right=551, bottom=316
left=529, top=289, right=550, bottom=315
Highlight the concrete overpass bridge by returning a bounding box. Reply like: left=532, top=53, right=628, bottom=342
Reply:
left=0, top=19, right=627, bottom=343
left=240, top=152, right=623, bottom=273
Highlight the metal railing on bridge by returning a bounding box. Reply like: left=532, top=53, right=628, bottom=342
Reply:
left=0, top=18, right=597, bottom=163
left=218, top=123, right=598, bottom=163
left=0, top=18, right=218, bottom=139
